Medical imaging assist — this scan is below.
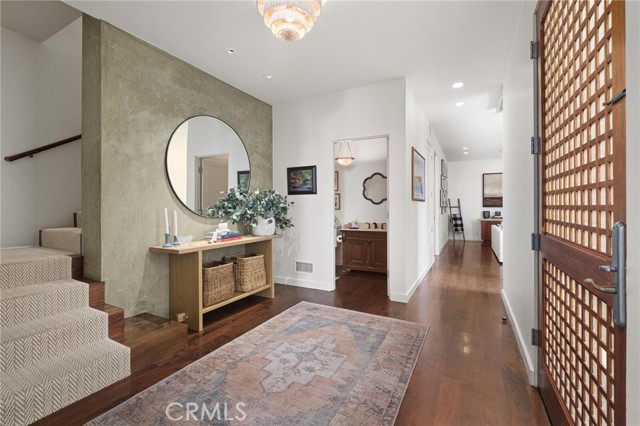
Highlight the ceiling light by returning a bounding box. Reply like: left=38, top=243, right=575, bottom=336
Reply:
left=263, top=73, right=274, bottom=79
left=257, top=0, right=322, bottom=42
left=223, top=48, right=237, bottom=55
left=335, top=141, right=355, bottom=166
left=455, top=102, right=465, bottom=107
left=452, top=82, right=464, bottom=89
left=462, top=147, right=469, bottom=150
left=463, top=152, right=469, bottom=155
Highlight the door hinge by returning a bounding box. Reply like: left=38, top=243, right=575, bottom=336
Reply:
left=531, top=136, right=540, bottom=154
left=531, top=328, right=542, bottom=346
left=531, top=233, right=541, bottom=251
left=198, top=166, right=203, bottom=174
left=530, top=41, right=539, bottom=59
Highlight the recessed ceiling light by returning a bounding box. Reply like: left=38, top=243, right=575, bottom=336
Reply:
left=223, top=48, right=237, bottom=55
left=455, top=101, right=465, bottom=107
left=462, top=147, right=469, bottom=150
left=452, top=82, right=464, bottom=89
left=463, top=152, right=469, bottom=155
left=263, top=74, right=274, bottom=80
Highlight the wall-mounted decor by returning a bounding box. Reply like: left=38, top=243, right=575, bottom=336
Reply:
left=334, top=171, right=339, bottom=192
left=439, top=159, right=448, bottom=213
left=334, top=193, right=341, bottom=210
left=482, top=172, right=503, bottom=207
left=362, top=172, right=387, bottom=205
left=287, top=165, right=317, bottom=195
left=165, top=115, right=250, bottom=217
left=411, top=147, right=426, bottom=202
left=237, top=170, right=250, bottom=192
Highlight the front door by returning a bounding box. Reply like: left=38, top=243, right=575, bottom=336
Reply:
left=536, top=0, right=627, bottom=424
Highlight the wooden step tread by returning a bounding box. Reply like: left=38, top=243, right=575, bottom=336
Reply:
left=93, top=304, right=124, bottom=339
left=114, top=314, right=188, bottom=373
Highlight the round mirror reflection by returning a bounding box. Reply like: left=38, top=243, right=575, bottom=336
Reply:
left=166, top=116, right=250, bottom=216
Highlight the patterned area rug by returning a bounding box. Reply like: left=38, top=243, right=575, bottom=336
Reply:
left=90, top=302, right=428, bottom=425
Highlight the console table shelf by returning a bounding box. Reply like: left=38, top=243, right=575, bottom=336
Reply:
left=150, top=236, right=274, bottom=331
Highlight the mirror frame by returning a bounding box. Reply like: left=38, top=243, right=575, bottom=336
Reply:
left=362, top=172, right=388, bottom=205
left=164, top=115, right=251, bottom=217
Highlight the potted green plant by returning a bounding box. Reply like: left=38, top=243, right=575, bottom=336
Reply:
left=207, top=188, right=294, bottom=236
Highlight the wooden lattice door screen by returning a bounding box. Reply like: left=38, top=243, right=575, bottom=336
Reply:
left=536, top=0, right=626, bottom=425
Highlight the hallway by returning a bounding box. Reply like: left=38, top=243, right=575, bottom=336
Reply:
left=39, top=241, right=550, bottom=425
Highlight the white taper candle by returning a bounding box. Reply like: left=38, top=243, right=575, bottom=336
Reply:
left=164, top=207, right=169, bottom=234
left=174, top=211, right=178, bottom=237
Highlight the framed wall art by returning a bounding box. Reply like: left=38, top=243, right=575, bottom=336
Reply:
left=482, top=172, right=503, bottom=207
left=287, top=165, right=317, bottom=195
left=411, top=147, right=426, bottom=202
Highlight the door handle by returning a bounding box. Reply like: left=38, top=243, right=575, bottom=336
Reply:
left=584, top=222, right=626, bottom=328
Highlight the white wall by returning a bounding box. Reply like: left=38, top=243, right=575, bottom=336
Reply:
left=626, top=0, right=640, bottom=422
left=448, top=158, right=504, bottom=241
left=500, top=0, right=537, bottom=385
left=1, top=19, right=82, bottom=247
left=273, top=78, right=446, bottom=302
left=335, top=138, right=387, bottom=226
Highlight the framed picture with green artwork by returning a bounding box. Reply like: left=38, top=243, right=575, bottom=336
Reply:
left=287, top=165, right=317, bottom=195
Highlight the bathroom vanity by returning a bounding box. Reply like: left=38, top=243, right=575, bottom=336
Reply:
left=341, top=228, right=387, bottom=274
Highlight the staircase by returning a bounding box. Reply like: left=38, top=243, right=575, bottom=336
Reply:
left=0, top=213, right=131, bottom=425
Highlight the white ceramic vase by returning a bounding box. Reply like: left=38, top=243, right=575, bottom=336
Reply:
left=251, top=216, right=276, bottom=236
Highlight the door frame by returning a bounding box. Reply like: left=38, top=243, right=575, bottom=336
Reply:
left=331, top=135, right=390, bottom=295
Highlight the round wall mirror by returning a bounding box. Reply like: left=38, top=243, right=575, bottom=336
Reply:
left=166, top=116, right=250, bottom=216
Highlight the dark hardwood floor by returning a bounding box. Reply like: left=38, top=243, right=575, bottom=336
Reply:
left=37, top=241, right=550, bottom=425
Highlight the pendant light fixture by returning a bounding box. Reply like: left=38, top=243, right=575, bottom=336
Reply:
left=256, top=0, right=322, bottom=42
left=335, top=141, right=355, bottom=166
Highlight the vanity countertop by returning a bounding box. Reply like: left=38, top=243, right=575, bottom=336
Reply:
left=341, top=226, right=387, bottom=233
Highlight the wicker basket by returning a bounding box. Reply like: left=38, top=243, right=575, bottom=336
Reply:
left=202, top=261, right=235, bottom=307
left=223, top=254, right=266, bottom=292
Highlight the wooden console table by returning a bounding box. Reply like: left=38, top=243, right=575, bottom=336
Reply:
left=149, top=236, right=274, bottom=331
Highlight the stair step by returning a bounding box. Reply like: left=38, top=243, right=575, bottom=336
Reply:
left=78, top=278, right=105, bottom=307
left=0, top=307, right=108, bottom=374
left=93, top=304, right=125, bottom=339
left=70, top=254, right=83, bottom=280
left=0, top=338, right=130, bottom=426
left=40, top=227, right=82, bottom=255
left=115, top=313, right=188, bottom=373
left=0, top=279, right=88, bottom=327
left=0, top=248, right=73, bottom=289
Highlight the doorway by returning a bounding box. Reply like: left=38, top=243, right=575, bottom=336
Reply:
left=333, top=136, right=389, bottom=295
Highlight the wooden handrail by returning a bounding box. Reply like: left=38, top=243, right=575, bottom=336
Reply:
left=4, top=134, right=81, bottom=162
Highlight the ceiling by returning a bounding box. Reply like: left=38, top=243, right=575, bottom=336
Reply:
left=55, top=1, right=523, bottom=161
left=1, top=0, right=81, bottom=42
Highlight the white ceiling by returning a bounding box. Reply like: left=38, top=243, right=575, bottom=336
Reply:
left=62, top=0, right=523, bottom=162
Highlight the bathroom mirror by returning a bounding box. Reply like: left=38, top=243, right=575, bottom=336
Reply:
left=362, top=172, right=387, bottom=205
left=165, top=116, right=250, bottom=216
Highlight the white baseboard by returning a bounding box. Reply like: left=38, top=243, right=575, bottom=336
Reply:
left=438, top=238, right=448, bottom=253
left=389, top=261, right=431, bottom=303
left=501, top=289, right=537, bottom=385
left=274, top=276, right=334, bottom=292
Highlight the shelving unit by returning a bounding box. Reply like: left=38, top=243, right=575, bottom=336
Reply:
left=149, top=236, right=274, bottom=331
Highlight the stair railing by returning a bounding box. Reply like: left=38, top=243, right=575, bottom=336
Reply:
left=4, top=134, right=81, bottom=162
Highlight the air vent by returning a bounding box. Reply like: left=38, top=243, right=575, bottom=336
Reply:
left=295, top=260, right=314, bottom=274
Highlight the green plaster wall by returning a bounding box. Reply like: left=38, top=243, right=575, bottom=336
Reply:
left=82, top=18, right=272, bottom=317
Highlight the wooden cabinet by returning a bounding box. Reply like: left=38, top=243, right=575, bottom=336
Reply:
left=342, top=230, right=387, bottom=274
left=150, top=236, right=274, bottom=331
left=480, top=218, right=503, bottom=246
